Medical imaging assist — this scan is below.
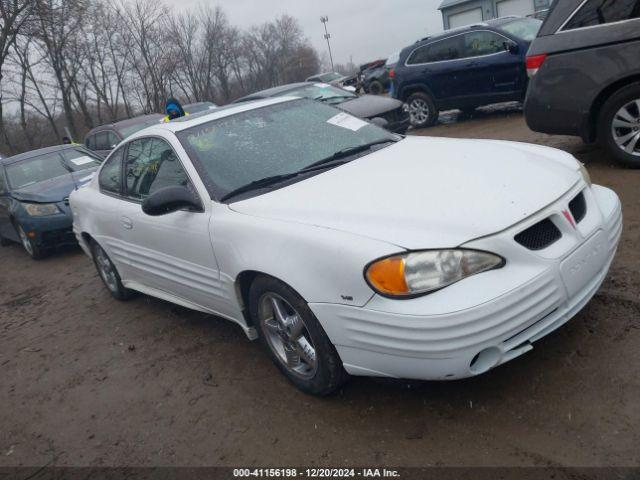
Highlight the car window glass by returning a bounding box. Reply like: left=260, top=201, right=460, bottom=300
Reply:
left=5, top=153, right=69, bottom=189
left=61, top=149, right=103, bottom=171
left=99, top=147, right=124, bottom=194
left=106, top=131, right=120, bottom=149
left=85, top=134, right=96, bottom=150
left=430, top=36, right=465, bottom=62
left=124, top=138, right=189, bottom=200
left=564, top=0, right=640, bottom=29
left=177, top=99, right=396, bottom=198
left=407, top=45, right=430, bottom=64
left=95, top=131, right=110, bottom=150
left=498, top=18, right=542, bottom=41
left=463, top=31, right=506, bottom=57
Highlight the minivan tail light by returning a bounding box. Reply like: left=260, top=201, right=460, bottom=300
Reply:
left=389, top=68, right=395, bottom=78
left=526, top=54, right=547, bottom=78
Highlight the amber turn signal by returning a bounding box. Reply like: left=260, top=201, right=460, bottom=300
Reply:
left=366, top=256, right=409, bottom=296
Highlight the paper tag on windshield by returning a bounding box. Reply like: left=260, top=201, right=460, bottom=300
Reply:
left=314, top=83, right=331, bottom=88
left=326, top=112, right=368, bottom=132
left=70, top=156, right=94, bottom=166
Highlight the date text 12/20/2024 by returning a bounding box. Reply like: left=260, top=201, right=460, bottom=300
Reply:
left=233, top=468, right=401, bottom=478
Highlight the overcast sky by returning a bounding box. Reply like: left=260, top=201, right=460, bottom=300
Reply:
left=170, top=0, right=445, bottom=66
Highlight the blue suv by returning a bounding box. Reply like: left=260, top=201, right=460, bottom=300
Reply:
left=392, top=17, right=542, bottom=128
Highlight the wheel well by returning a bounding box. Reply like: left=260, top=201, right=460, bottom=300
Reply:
left=235, top=270, right=265, bottom=327
left=399, top=84, right=430, bottom=102
left=588, top=75, right=640, bottom=142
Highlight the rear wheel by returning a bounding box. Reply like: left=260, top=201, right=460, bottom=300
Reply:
left=249, top=276, right=349, bottom=395
left=367, top=80, right=384, bottom=95
left=598, top=83, right=640, bottom=168
left=91, top=240, right=134, bottom=300
left=406, top=92, right=438, bottom=128
left=17, top=224, right=47, bottom=260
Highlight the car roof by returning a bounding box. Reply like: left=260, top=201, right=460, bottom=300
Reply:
left=402, top=16, right=525, bottom=54
left=0, top=144, right=84, bottom=166
left=87, top=113, right=164, bottom=135
left=233, top=83, right=310, bottom=102
left=128, top=97, right=300, bottom=137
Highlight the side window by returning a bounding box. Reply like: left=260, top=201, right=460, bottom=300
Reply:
left=564, top=0, right=640, bottom=30
left=95, top=131, right=110, bottom=151
left=407, top=45, right=430, bottom=65
left=85, top=134, right=96, bottom=150
left=99, top=147, right=124, bottom=194
left=124, top=138, right=189, bottom=200
left=423, top=37, right=463, bottom=63
left=106, top=131, right=120, bottom=150
left=463, top=31, right=506, bottom=57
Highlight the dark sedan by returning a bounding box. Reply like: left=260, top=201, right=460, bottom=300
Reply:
left=0, top=145, right=102, bottom=259
left=234, top=83, right=410, bottom=133
left=84, top=113, right=165, bottom=158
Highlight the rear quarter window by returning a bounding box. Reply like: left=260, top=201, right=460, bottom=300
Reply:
left=564, top=0, right=640, bottom=30
left=99, top=147, right=125, bottom=194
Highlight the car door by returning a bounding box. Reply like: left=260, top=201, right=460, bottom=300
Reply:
left=117, top=136, right=222, bottom=311
left=0, top=166, right=16, bottom=242
left=407, top=35, right=484, bottom=102
left=93, top=146, right=131, bottom=273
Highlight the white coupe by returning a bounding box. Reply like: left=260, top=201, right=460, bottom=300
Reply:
left=70, top=97, right=622, bottom=395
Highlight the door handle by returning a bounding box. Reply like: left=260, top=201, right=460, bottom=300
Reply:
left=121, top=216, right=133, bottom=230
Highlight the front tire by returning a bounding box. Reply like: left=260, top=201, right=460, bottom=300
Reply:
left=598, top=83, right=640, bottom=168
left=91, top=240, right=134, bottom=301
left=406, top=92, right=438, bottom=128
left=17, top=224, right=47, bottom=260
left=367, top=80, right=384, bottom=95
left=249, top=276, right=349, bottom=395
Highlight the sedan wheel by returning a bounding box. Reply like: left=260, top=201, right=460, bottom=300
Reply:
left=91, top=241, right=134, bottom=301
left=259, top=293, right=318, bottom=379
left=17, top=225, right=46, bottom=260
left=249, top=276, right=348, bottom=395
left=599, top=83, right=640, bottom=168
left=611, top=99, right=640, bottom=157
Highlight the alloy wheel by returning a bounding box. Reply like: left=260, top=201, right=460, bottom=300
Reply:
left=18, top=226, right=34, bottom=256
left=95, top=246, right=119, bottom=293
left=611, top=99, right=640, bottom=157
left=258, top=293, right=317, bottom=379
left=409, top=98, right=429, bottom=125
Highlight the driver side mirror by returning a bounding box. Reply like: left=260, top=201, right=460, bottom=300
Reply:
left=503, top=42, right=519, bottom=54
left=142, top=186, right=202, bottom=216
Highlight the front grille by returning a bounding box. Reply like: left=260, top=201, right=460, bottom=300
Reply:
left=569, top=192, right=587, bottom=224
left=515, top=219, right=562, bottom=251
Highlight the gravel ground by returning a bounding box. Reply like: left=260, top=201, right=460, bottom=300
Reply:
left=1, top=107, right=639, bottom=469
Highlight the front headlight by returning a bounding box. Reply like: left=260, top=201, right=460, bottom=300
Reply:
left=23, top=203, right=61, bottom=217
left=365, top=249, right=505, bottom=298
left=579, top=163, right=592, bottom=187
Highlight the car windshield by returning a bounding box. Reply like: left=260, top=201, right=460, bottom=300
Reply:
left=318, top=72, right=343, bottom=82
left=279, top=84, right=356, bottom=104
left=6, top=153, right=71, bottom=189
left=118, top=117, right=162, bottom=138
left=177, top=99, right=396, bottom=198
left=62, top=149, right=102, bottom=172
left=499, top=18, right=543, bottom=41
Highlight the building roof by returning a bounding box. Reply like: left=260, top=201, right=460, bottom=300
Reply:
left=438, top=0, right=477, bottom=10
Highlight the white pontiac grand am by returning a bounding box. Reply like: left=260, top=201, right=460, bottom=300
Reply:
left=70, top=97, right=622, bottom=395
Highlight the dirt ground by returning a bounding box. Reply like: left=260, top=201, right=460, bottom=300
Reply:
left=1, top=107, right=639, bottom=469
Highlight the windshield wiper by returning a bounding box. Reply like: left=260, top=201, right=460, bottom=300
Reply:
left=220, top=172, right=303, bottom=202
left=220, top=139, right=396, bottom=202
left=299, top=139, right=396, bottom=173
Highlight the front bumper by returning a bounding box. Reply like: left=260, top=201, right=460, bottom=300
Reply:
left=310, top=184, right=622, bottom=381
left=19, top=202, right=76, bottom=248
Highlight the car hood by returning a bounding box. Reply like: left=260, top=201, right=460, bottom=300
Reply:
left=229, top=137, right=581, bottom=250
left=11, top=169, right=97, bottom=203
left=337, top=95, right=403, bottom=119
